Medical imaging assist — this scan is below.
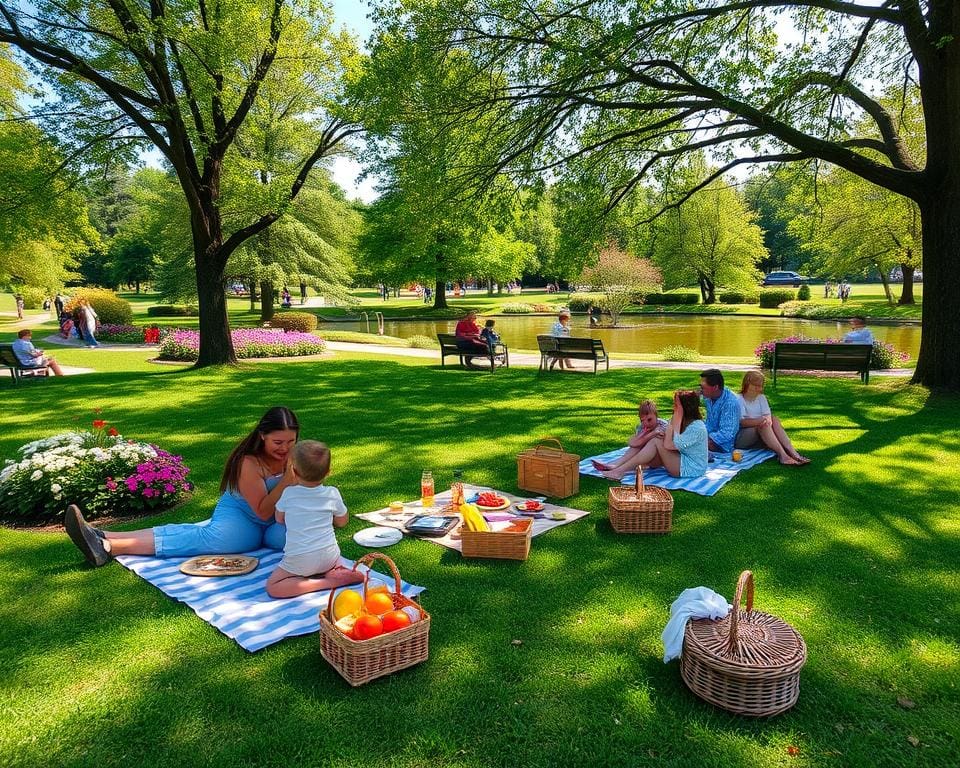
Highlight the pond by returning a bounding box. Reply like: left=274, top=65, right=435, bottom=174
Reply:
left=329, top=314, right=921, bottom=360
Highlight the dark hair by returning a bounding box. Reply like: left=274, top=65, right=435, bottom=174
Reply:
left=851, top=315, right=867, bottom=325
left=292, top=440, right=330, bottom=482
left=700, top=368, right=725, bottom=388
left=676, top=390, right=702, bottom=429
left=17, top=329, right=31, bottom=338
left=219, top=407, right=299, bottom=493
left=484, top=319, right=495, bottom=328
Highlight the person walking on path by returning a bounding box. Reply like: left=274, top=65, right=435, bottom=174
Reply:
left=54, top=293, right=64, bottom=317
left=81, top=299, right=99, bottom=347
left=14, top=294, right=24, bottom=320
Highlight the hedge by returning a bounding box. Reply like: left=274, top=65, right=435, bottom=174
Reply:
left=759, top=288, right=796, bottom=308
left=718, top=290, right=760, bottom=304
left=147, top=305, right=199, bottom=317
left=645, top=292, right=700, bottom=305
left=64, top=288, right=132, bottom=324
left=269, top=312, right=318, bottom=332
left=501, top=303, right=533, bottom=314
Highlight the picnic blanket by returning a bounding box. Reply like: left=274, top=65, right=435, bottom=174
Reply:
left=356, top=485, right=589, bottom=552
left=115, top=548, right=425, bottom=652
left=578, top=447, right=775, bottom=496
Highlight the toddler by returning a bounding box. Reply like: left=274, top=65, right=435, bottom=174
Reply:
left=480, top=319, right=501, bottom=352
left=592, top=399, right=668, bottom=472
left=266, top=441, right=363, bottom=598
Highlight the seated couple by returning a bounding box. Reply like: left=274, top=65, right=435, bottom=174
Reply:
left=593, top=369, right=808, bottom=480
left=454, top=310, right=505, bottom=368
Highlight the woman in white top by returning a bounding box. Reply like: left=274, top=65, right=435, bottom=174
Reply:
left=736, top=370, right=809, bottom=465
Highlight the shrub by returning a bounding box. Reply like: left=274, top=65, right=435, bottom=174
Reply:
left=97, top=324, right=145, bottom=343
left=317, top=330, right=408, bottom=346
left=407, top=335, right=439, bottom=349
left=755, top=335, right=909, bottom=370
left=759, top=288, right=796, bottom=308
left=797, top=284, right=811, bottom=301
left=269, top=312, right=317, bottom=332
left=530, top=303, right=553, bottom=312
left=64, top=288, right=132, bottom=324
left=158, top=328, right=325, bottom=361
left=568, top=293, right=603, bottom=312
left=718, top=290, right=760, bottom=304
left=645, top=292, right=700, bottom=305
left=660, top=345, right=701, bottom=362
left=0, top=421, right=191, bottom=521
left=147, top=305, right=198, bottom=317
left=501, top=303, right=533, bottom=314
left=17, top=286, right=47, bottom=309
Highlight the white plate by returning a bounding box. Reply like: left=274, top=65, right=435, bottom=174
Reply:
left=353, top=526, right=403, bottom=547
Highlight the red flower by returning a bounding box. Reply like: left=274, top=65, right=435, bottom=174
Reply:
left=93, top=419, right=106, bottom=429
left=108, top=427, right=119, bottom=436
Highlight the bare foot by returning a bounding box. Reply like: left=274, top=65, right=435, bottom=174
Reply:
left=318, top=565, right=365, bottom=589
left=591, top=459, right=612, bottom=471
left=779, top=456, right=800, bottom=466
left=794, top=455, right=811, bottom=465
left=600, top=469, right=628, bottom=480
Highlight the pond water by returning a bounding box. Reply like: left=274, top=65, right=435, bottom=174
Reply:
left=330, top=314, right=921, bottom=360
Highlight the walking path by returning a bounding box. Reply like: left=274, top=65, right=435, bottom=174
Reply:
left=39, top=335, right=913, bottom=377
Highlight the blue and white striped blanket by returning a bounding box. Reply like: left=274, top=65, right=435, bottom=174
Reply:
left=579, top=447, right=775, bottom=496
left=115, top=548, right=425, bottom=652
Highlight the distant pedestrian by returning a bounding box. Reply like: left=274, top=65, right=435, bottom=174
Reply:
left=14, top=294, right=24, bottom=320
left=81, top=299, right=99, bottom=347
left=299, top=282, right=307, bottom=305
left=54, top=293, right=64, bottom=317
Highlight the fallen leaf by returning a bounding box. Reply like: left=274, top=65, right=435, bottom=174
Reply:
left=787, top=745, right=800, bottom=756
left=897, top=696, right=916, bottom=710
left=834, top=724, right=844, bottom=733
left=613, top=716, right=621, bottom=725
left=511, top=639, right=523, bottom=646
left=907, top=735, right=920, bottom=747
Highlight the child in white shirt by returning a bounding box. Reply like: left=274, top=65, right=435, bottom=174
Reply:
left=266, top=441, right=363, bottom=598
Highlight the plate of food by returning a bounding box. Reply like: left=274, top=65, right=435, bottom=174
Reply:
left=475, top=491, right=511, bottom=511
left=514, top=500, right=545, bottom=513
left=180, top=555, right=259, bottom=577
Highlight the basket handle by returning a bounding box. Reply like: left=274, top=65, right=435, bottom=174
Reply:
left=634, top=465, right=645, bottom=495
left=324, top=552, right=404, bottom=621
left=726, top=570, right=755, bottom=652
left=533, top=437, right=565, bottom=454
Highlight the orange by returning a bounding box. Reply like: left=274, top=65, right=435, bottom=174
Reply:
left=381, top=609, right=412, bottom=634
left=354, top=614, right=384, bottom=640
left=365, top=591, right=394, bottom=616
left=333, top=589, right=363, bottom=620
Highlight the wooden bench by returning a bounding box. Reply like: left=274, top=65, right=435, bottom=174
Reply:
left=772, top=342, right=873, bottom=384
left=437, top=333, right=509, bottom=372
left=0, top=343, right=51, bottom=384
left=537, top=335, right=609, bottom=373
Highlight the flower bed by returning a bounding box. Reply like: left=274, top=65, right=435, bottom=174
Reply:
left=0, top=422, right=191, bottom=521
left=96, top=324, right=166, bottom=344
left=755, top=335, right=909, bottom=370
left=158, top=328, right=326, bottom=361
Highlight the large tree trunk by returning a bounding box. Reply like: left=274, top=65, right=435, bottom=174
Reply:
left=898, top=262, right=916, bottom=305
left=194, top=245, right=235, bottom=367
left=433, top=279, right=448, bottom=309
left=260, top=281, right=275, bottom=321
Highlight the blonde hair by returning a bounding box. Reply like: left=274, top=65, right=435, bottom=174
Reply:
left=740, top=370, right=766, bottom=395
left=638, top=399, right=658, bottom=416
left=291, top=440, right=331, bottom=482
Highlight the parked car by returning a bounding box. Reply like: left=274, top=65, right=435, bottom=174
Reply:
left=762, top=271, right=809, bottom=287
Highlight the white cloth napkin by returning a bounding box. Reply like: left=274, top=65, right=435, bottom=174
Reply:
left=661, top=587, right=731, bottom=662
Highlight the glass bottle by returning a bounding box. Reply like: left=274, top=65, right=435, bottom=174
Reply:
left=451, top=469, right=465, bottom=508
left=420, top=470, right=435, bottom=508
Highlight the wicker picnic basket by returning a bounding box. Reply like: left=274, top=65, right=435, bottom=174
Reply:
left=680, top=571, right=807, bottom=717
left=607, top=467, right=673, bottom=533
left=319, top=553, right=430, bottom=687
left=460, top=517, right=533, bottom=560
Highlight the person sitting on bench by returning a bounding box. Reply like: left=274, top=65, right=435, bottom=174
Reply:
left=843, top=315, right=874, bottom=345
left=454, top=310, right=490, bottom=368
left=11, top=329, right=64, bottom=376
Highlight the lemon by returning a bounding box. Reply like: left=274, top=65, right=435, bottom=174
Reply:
left=333, top=588, right=363, bottom=620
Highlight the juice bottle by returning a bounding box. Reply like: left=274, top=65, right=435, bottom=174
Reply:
left=451, top=469, right=464, bottom=508
left=420, top=470, right=435, bottom=508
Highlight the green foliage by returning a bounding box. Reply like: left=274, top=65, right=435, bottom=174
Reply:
left=797, top=283, right=811, bottom=301
left=659, top=345, right=701, bottom=362
left=501, top=303, right=533, bottom=314
left=645, top=292, right=699, bottom=305
left=317, top=330, right=409, bottom=347
left=407, top=334, right=439, bottom=349
left=147, top=305, right=198, bottom=317
left=64, top=288, right=132, bottom=325
left=718, top=290, right=759, bottom=304
left=269, top=312, right=318, bottom=333
left=579, top=243, right=661, bottom=324
left=568, top=293, right=603, bottom=311
left=759, top=288, right=796, bottom=308
left=17, top=286, right=47, bottom=309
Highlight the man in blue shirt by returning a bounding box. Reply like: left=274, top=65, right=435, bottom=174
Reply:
left=10, top=329, right=64, bottom=376
left=700, top=368, right=740, bottom=453
left=843, top=316, right=874, bottom=345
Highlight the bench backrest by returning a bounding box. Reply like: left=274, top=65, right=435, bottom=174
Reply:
left=437, top=333, right=458, bottom=349
left=557, top=336, right=605, bottom=354
left=773, top=342, right=871, bottom=370
left=537, top=335, right=559, bottom=352
left=0, top=344, right=23, bottom=368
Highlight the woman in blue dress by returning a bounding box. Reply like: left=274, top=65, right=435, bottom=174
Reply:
left=65, top=407, right=299, bottom=567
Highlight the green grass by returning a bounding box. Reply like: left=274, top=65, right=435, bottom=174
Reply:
left=0, top=355, right=957, bottom=768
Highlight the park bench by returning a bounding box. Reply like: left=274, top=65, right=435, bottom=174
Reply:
left=437, top=333, right=509, bottom=372
left=0, top=343, right=51, bottom=384
left=772, top=342, right=873, bottom=385
left=537, top=335, right=609, bottom=374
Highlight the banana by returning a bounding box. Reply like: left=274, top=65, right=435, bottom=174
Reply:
left=460, top=503, right=489, bottom=532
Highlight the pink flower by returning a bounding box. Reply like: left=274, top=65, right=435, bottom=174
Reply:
left=164, top=484, right=175, bottom=493
left=106, top=479, right=118, bottom=491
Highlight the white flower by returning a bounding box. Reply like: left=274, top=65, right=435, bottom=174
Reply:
left=30, top=470, right=43, bottom=481
left=50, top=483, right=62, bottom=493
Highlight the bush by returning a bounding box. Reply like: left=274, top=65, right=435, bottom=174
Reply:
left=718, top=290, right=760, bottom=304
left=755, top=335, right=909, bottom=370
left=530, top=303, right=553, bottom=312
left=64, top=288, right=132, bottom=324
left=408, top=334, right=439, bottom=349
left=568, top=293, right=603, bottom=312
left=97, top=324, right=145, bottom=343
left=759, top=288, right=796, bottom=308
left=660, top=345, right=701, bottom=362
left=269, top=312, right=317, bottom=332
left=147, top=305, right=198, bottom=317
left=797, top=284, right=811, bottom=301
left=17, top=286, right=47, bottom=309
left=158, top=328, right=325, bottom=361
left=645, top=292, right=700, bottom=305
left=501, top=303, right=533, bottom=314
left=317, top=330, right=408, bottom=347
left=0, top=422, right=192, bottom=521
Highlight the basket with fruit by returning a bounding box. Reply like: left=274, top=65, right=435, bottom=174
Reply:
left=319, top=552, right=430, bottom=686
left=459, top=503, right=533, bottom=560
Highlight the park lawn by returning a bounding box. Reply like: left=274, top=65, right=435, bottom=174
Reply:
left=0, top=360, right=957, bottom=768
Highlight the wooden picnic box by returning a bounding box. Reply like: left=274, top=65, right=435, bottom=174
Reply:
left=460, top=517, right=532, bottom=561
left=517, top=438, right=580, bottom=499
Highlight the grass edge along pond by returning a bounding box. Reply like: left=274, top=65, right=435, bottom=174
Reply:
left=0, top=360, right=957, bottom=768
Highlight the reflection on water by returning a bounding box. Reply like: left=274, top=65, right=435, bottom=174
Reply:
left=328, top=314, right=921, bottom=359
